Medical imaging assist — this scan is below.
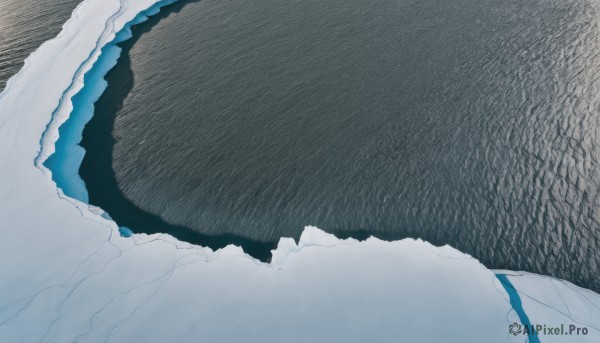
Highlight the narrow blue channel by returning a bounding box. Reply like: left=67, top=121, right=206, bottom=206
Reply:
left=496, top=274, right=541, bottom=343
left=43, top=0, right=178, bottom=203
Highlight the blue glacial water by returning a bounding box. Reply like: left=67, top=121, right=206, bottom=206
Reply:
left=44, top=2, right=174, bottom=203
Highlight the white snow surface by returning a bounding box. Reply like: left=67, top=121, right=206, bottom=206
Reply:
left=0, top=0, right=597, bottom=341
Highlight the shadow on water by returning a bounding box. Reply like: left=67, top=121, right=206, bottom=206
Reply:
left=80, top=0, right=277, bottom=261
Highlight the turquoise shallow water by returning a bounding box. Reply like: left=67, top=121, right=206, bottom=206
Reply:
left=50, top=0, right=600, bottom=292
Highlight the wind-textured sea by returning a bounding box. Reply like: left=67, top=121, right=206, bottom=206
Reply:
left=0, top=0, right=82, bottom=91
left=78, top=0, right=600, bottom=292
left=2, top=0, right=600, bottom=292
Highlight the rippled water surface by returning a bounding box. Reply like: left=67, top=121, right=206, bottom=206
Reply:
left=82, top=0, right=600, bottom=290
left=0, top=0, right=82, bottom=90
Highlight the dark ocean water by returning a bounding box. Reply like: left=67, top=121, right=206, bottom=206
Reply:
left=81, top=0, right=600, bottom=290
left=0, top=0, right=82, bottom=91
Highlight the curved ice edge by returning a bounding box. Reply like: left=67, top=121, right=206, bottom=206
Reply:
left=32, top=0, right=524, bottom=312
left=0, top=0, right=598, bottom=340
left=36, top=0, right=179, bottom=177
left=24, top=0, right=470, bottom=270
left=40, top=0, right=178, bottom=203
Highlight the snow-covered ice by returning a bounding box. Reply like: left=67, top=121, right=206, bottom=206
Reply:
left=497, top=270, right=600, bottom=342
left=0, top=0, right=598, bottom=341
